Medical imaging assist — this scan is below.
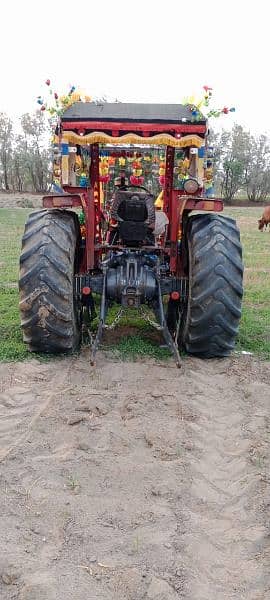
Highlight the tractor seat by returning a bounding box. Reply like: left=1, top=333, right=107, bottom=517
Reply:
left=111, top=190, right=155, bottom=244
left=118, top=194, right=148, bottom=222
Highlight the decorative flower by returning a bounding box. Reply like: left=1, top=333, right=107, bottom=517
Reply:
left=182, top=87, right=235, bottom=121
left=37, top=80, right=92, bottom=121
left=130, top=175, right=144, bottom=185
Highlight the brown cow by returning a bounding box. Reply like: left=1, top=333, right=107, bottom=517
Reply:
left=258, top=206, right=270, bottom=230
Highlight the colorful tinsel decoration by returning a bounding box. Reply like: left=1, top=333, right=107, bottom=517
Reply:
left=183, top=86, right=235, bottom=122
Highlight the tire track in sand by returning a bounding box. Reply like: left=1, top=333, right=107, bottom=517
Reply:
left=180, top=363, right=270, bottom=600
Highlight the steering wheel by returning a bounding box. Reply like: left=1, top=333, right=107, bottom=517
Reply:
left=120, top=183, right=153, bottom=196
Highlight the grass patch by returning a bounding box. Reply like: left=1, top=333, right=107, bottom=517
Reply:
left=236, top=306, right=269, bottom=358
left=0, top=205, right=269, bottom=362
left=0, top=288, right=29, bottom=361
left=0, top=209, right=32, bottom=361
left=110, top=334, right=171, bottom=361
left=224, top=206, right=270, bottom=359
left=0, top=209, right=31, bottom=285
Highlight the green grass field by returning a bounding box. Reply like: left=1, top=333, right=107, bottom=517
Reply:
left=224, top=207, right=270, bottom=358
left=0, top=206, right=269, bottom=361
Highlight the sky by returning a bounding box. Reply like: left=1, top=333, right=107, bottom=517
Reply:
left=1, top=0, right=269, bottom=135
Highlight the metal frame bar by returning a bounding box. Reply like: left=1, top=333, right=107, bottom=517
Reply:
left=62, top=121, right=206, bottom=134
left=153, top=278, right=181, bottom=367
left=90, top=270, right=108, bottom=365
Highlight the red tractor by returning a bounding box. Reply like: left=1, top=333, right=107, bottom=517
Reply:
left=19, top=102, right=243, bottom=365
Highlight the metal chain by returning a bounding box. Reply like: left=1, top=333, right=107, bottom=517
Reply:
left=103, top=307, right=125, bottom=330
left=138, top=306, right=163, bottom=331
left=83, top=304, right=164, bottom=344
left=81, top=322, right=95, bottom=346
left=174, top=302, right=187, bottom=342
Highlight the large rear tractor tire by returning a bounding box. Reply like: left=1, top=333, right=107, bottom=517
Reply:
left=181, top=214, right=243, bottom=358
left=19, top=209, right=81, bottom=353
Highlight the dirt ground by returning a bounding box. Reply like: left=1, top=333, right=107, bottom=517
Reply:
left=0, top=352, right=270, bottom=600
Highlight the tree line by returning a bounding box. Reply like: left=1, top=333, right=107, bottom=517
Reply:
left=210, top=125, right=270, bottom=203
left=0, top=111, right=269, bottom=202
left=0, top=112, right=52, bottom=193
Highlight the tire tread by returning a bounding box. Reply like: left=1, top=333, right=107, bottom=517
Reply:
left=19, top=209, right=80, bottom=353
left=183, top=214, right=243, bottom=358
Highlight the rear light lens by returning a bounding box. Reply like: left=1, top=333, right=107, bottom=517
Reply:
left=171, top=291, right=180, bottom=301
left=183, top=178, right=199, bottom=194
left=82, top=286, right=91, bottom=295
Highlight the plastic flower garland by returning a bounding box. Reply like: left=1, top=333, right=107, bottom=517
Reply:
left=37, top=79, right=92, bottom=118
left=182, top=86, right=235, bottom=122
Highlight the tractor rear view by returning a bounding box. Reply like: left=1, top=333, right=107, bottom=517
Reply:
left=19, top=102, right=243, bottom=365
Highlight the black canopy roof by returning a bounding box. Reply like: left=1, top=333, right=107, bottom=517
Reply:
left=61, top=102, right=206, bottom=125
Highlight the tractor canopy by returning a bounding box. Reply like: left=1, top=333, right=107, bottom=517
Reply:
left=52, top=102, right=212, bottom=199
left=59, top=101, right=207, bottom=148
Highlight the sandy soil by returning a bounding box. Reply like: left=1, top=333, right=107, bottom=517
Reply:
left=0, top=352, right=270, bottom=600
